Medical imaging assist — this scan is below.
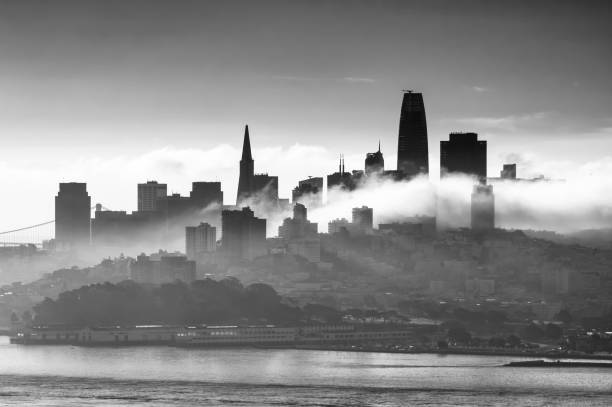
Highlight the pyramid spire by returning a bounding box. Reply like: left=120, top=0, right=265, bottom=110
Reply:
left=241, top=125, right=253, bottom=161
left=378, top=140, right=381, bottom=152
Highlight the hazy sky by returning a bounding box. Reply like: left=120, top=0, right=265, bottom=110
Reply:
left=0, top=0, right=611, bottom=231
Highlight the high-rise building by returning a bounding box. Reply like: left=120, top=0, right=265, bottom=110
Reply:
left=278, top=203, right=318, bottom=239
left=352, top=206, right=374, bottom=232
left=190, top=181, right=223, bottom=209
left=397, top=91, right=429, bottom=178
left=471, top=182, right=495, bottom=231
left=292, top=177, right=323, bottom=207
left=440, top=132, right=487, bottom=179
left=137, top=181, right=167, bottom=212
left=185, top=222, right=217, bottom=260
left=221, top=207, right=267, bottom=261
left=500, top=164, right=517, bottom=179
left=55, top=182, right=91, bottom=249
left=327, top=156, right=363, bottom=195
left=251, top=174, right=279, bottom=203
left=365, top=142, right=384, bottom=175
left=235, top=125, right=280, bottom=206
left=236, top=125, right=254, bottom=204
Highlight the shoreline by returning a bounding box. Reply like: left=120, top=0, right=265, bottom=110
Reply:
left=263, top=344, right=612, bottom=361
left=4, top=335, right=611, bottom=361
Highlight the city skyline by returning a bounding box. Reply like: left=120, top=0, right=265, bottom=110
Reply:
left=0, top=0, right=611, bottom=231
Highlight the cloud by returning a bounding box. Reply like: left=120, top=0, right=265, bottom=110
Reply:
left=446, top=111, right=551, bottom=132
left=1, top=144, right=612, bottom=239
left=471, top=86, right=489, bottom=93
left=342, top=77, right=376, bottom=84
left=271, top=75, right=376, bottom=84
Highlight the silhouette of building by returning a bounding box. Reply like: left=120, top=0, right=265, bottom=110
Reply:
left=278, top=203, right=320, bottom=263
left=278, top=203, right=318, bottom=239
left=137, top=181, right=167, bottom=212
left=328, top=218, right=351, bottom=234
left=236, top=125, right=280, bottom=206
left=327, top=156, right=363, bottom=195
left=379, top=216, right=436, bottom=236
left=131, top=253, right=196, bottom=284
left=221, top=207, right=267, bottom=261
left=500, top=164, right=517, bottom=179
left=237, top=125, right=254, bottom=204
left=252, top=174, right=279, bottom=203
left=91, top=206, right=165, bottom=249
left=352, top=206, right=374, bottom=232
left=292, top=177, right=323, bottom=207
left=471, top=182, right=495, bottom=231
left=397, top=91, right=429, bottom=178
left=440, top=132, right=487, bottom=179
left=55, top=182, right=91, bottom=249
left=185, top=222, right=217, bottom=260
left=365, top=142, right=384, bottom=175
left=190, top=182, right=223, bottom=209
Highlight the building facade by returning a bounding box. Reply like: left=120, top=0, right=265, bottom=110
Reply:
left=440, top=132, right=487, bottom=179
left=185, top=222, right=217, bottom=260
left=397, top=91, right=429, bottom=178
left=55, top=182, right=91, bottom=250
left=221, top=207, right=267, bottom=261
left=137, top=181, right=167, bottom=212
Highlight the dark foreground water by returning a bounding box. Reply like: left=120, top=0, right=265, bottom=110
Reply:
left=1, top=337, right=611, bottom=406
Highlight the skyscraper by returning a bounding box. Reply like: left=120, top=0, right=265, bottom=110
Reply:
left=55, top=182, right=91, bottom=249
left=221, top=207, right=267, bottom=261
left=137, top=181, right=167, bottom=212
left=292, top=177, right=323, bottom=207
left=236, top=125, right=254, bottom=204
left=365, top=142, right=384, bottom=175
left=397, top=91, right=429, bottom=178
left=190, top=181, right=223, bottom=209
left=185, top=222, right=217, bottom=260
left=440, top=132, right=487, bottom=179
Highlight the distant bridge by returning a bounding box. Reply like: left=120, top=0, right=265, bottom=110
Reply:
left=0, top=205, right=109, bottom=248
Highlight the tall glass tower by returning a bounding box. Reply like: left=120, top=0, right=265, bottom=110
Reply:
left=397, top=91, right=429, bottom=178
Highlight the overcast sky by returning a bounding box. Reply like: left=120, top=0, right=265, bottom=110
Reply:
left=0, top=0, right=611, bottom=231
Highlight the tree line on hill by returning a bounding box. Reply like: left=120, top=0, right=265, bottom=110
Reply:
left=32, top=278, right=344, bottom=326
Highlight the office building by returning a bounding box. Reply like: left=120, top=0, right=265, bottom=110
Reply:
left=278, top=204, right=318, bottom=239
left=327, top=156, right=363, bottom=194
left=352, top=206, right=374, bottom=233
left=237, top=125, right=254, bottom=204
left=190, top=182, right=223, bottom=209
left=397, top=91, right=429, bottom=177
left=185, top=222, right=217, bottom=260
left=500, top=164, right=517, bottom=179
left=236, top=125, right=280, bottom=206
left=471, top=182, right=495, bottom=231
left=221, top=207, right=267, bottom=261
left=292, top=177, right=323, bottom=207
left=365, top=142, right=384, bottom=175
left=55, top=182, right=91, bottom=249
left=137, top=181, right=167, bottom=212
left=440, top=132, right=487, bottom=179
